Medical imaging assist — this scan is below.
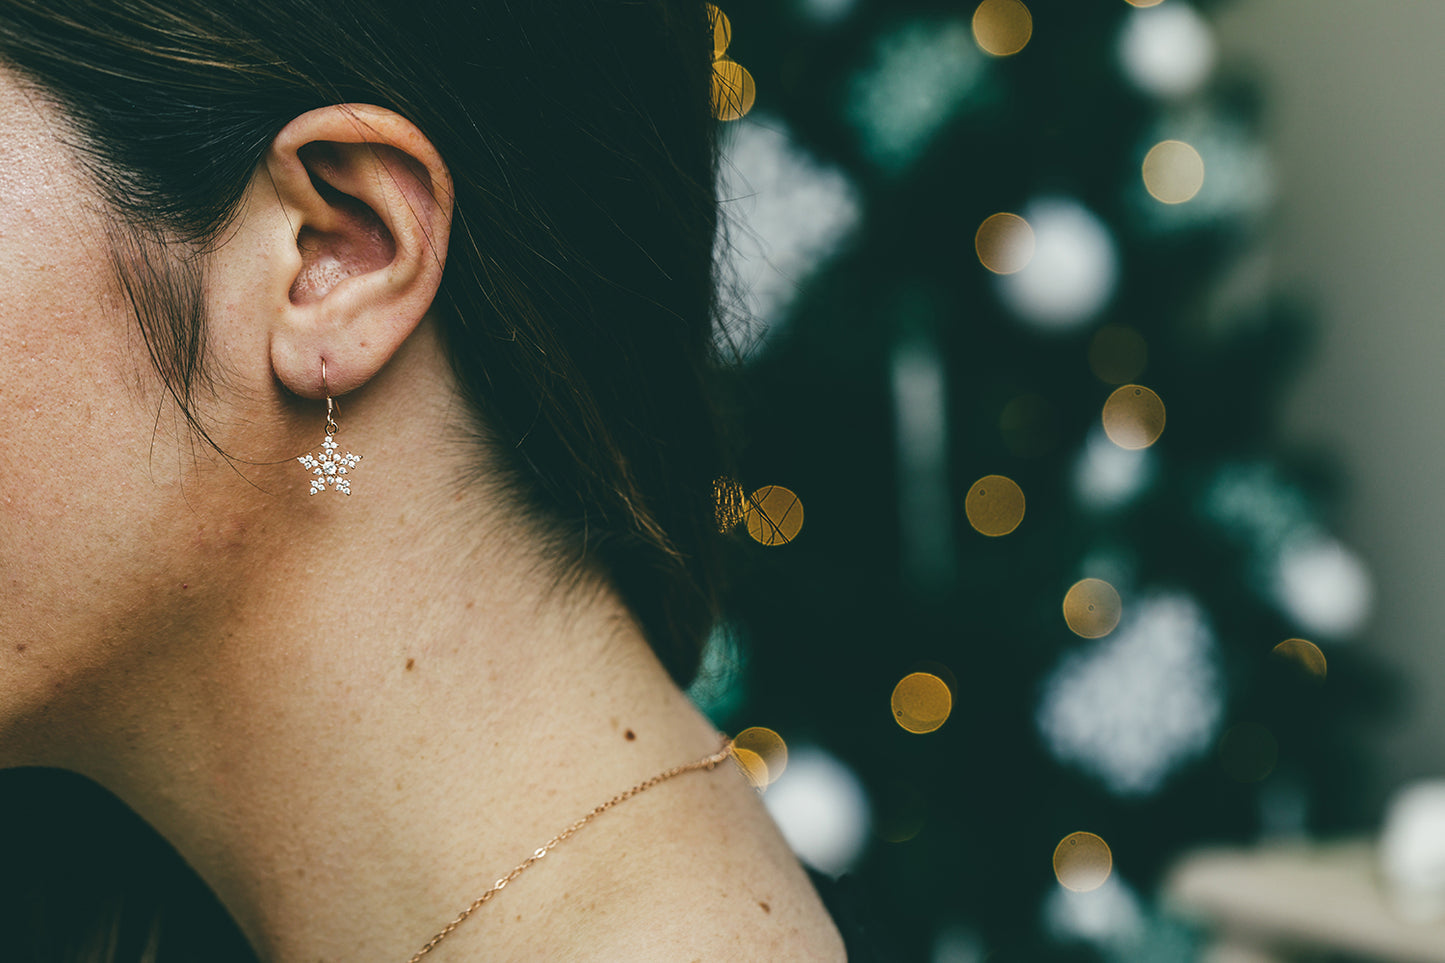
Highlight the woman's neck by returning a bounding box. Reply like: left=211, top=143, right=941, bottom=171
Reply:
left=39, top=491, right=729, bottom=961
left=1, top=321, right=840, bottom=960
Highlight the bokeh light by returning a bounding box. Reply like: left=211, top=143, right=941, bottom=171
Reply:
left=800, top=0, right=858, bottom=25
left=846, top=20, right=985, bottom=174
left=713, top=475, right=746, bottom=532
left=1053, top=832, right=1113, bottom=892
left=1075, top=427, right=1155, bottom=510
left=891, top=672, right=953, bottom=734
left=913, top=659, right=960, bottom=699
left=707, top=3, right=731, bottom=59
left=972, top=0, right=1033, bottom=57
left=745, top=485, right=804, bottom=545
left=712, top=59, right=756, bottom=122
left=717, top=117, right=862, bottom=349
left=975, top=212, right=1035, bottom=274
left=1142, top=139, right=1205, bottom=204
left=1273, top=638, right=1327, bottom=681
left=1219, top=721, right=1278, bottom=783
left=1088, top=324, right=1148, bottom=384
left=1043, top=874, right=1144, bottom=946
left=1038, top=592, right=1223, bottom=796
left=731, top=746, right=770, bottom=788
left=965, top=474, right=1025, bottom=536
left=733, top=726, right=788, bottom=787
left=996, top=196, right=1119, bottom=330
left=1119, top=1, right=1216, bottom=99
left=1102, top=385, right=1166, bottom=450
left=1124, top=0, right=1165, bottom=7
left=1063, top=579, right=1123, bottom=639
left=1273, top=535, right=1373, bottom=638
left=761, top=746, right=871, bottom=876
left=687, top=623, right=747, bottom=722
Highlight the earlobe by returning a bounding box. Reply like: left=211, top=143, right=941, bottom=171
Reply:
left=261, top=104, right=453, bottom=399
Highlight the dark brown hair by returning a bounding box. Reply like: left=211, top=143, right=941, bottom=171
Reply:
left=0, top=0, right=731, bottom=681
left=0, top=0, right=732, bottom=957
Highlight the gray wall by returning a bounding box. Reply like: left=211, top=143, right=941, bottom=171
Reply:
left=1215, top=0, right=1445, bottom=806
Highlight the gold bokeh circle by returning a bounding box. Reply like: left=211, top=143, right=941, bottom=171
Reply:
left=731, top=746, right=769, bottom=788
left=713, top=475, right=746, bottom=533
left=1063, top=579, right=1123, bottom=639
left=1273, top=638, right=1328, bottom=680
left=965, top=474, right=1026, bottom=537
left=745, top=485, right=804, bottom=546
left=972, top=0, right=1034, bottom=57
left=707, top=3, right=731, bottom=60
left=733, top=726, right=788, bottom=785
left=1102, top=385, right=1166, bottom=450
left=1143, top=140, right=1205, bottom=205
left=1053, top=832, right=1113, bottom=892
left=712, top=60, right=756, bottom=122
left=891, top=672, right=953, bottom=734
left=975, top=213, right=1036, bottom=275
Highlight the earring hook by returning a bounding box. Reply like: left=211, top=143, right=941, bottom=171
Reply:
left=297, top=358, right=362, bottom=495
left=322, top=359, right=338, bottom=436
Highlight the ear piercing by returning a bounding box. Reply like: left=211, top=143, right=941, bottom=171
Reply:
left=297, top=360, right=363, bottom=495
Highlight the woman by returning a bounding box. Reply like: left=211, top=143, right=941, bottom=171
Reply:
left=0, top=0, right=845, bottom=959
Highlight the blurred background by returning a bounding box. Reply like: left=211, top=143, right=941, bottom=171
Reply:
left=695, top=1, right=1445, bottom=959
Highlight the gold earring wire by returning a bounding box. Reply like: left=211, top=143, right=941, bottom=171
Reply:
left=297, top=360, right=363, bottom=495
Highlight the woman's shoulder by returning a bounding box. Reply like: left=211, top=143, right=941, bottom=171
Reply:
left=537, top=762, right=848, bottom=961
left=568, top=874, right=846, bottom=962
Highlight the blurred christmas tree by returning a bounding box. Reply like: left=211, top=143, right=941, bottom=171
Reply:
left=691, top=0, right=1396, bottom=959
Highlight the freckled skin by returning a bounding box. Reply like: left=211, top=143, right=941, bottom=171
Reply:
left=0, top=71, right=254, bottom=751
left=0, top=74, right=845, bottom=962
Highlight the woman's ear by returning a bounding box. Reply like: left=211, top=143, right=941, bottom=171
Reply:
left=237, top=103, right=453, bottom=399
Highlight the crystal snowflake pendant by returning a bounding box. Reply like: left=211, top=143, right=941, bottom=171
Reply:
left=297, top=433, right=363, bottom=495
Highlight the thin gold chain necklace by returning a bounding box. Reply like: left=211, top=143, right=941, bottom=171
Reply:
left=405, top=734, right=736, bottom=962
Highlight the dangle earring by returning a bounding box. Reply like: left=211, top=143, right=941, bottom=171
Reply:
left=297, top=360, right=363, bottom=495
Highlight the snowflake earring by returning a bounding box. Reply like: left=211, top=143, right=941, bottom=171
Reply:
left=297, top=360, right=363, bottom=495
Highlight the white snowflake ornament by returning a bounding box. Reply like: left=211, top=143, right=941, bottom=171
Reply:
left=298, top=433, right=362, bottom=495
